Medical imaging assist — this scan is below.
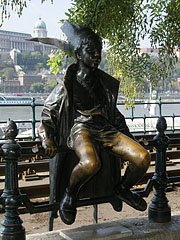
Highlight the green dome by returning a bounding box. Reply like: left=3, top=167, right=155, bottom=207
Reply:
left=34, top=18, right=46, bottom=29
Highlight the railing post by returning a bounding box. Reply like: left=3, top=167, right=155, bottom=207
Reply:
left=148, top=116, right=171, bottom=223
left=93, top=204, right=98, bottom=224
left=172, top=113, right=175, bottom=133
left=158, top=97, right=162, bottom=117
left=0, top=120, right=25, bottom=240
left=31, top=97, right=36, bottom=141
left=131, top=107, right=134, bottom=121
left=143, top=114, right=146, bottom=134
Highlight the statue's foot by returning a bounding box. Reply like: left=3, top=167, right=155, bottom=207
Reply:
left=115, top=189, right=147, bottom=211
left=59, top=191, right=77, bottom=225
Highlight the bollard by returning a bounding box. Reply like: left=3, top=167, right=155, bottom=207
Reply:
left=0, top=120, right=25, bottom=240
left=148, top=116, right=171, bottom=223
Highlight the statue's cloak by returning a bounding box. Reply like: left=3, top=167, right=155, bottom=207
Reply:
left=38, top=63, right=132, bottom=147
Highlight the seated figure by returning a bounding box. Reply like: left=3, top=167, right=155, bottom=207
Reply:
left=30, top=21, right=151, bottom=225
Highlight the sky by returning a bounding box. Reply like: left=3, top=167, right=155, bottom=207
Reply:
left=0, top=0, right=72, bottom=38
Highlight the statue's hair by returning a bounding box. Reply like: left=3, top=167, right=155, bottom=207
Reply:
left=74, top=28, right=102, bottom=58
left=61, top=21, right=102, bottom=57
left=77, top=28, right=102, bottom=46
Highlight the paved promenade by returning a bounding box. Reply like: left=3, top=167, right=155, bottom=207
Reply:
left=27, top=214, right=180, bottom=240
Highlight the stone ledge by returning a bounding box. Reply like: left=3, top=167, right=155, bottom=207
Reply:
left=27, top=215, right=180, bottom=240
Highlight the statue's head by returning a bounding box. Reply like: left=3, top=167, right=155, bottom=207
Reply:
left=27, top=21, right=102, bottom=69
left=61, top=21, right=102, bottom=69
left=75, top=28, right=102, bottom=69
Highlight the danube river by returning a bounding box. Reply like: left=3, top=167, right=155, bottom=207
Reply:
left=0, top=96, right=180, bottom=137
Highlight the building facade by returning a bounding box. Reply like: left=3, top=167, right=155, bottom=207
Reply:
left=0, top=18, right=58, bottom=93
left=0, top=30, right=34, bottom=52
left=0, top=18, right=55, bottom=53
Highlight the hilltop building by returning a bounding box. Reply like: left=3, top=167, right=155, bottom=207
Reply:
left=0, top=18, right=55, bottom=53
left=0, top=30, right=33, bottom=53
left=0, top=18, right=60, bottom=93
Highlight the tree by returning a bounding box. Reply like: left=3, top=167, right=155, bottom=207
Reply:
left=3, top=67, right=15, bottom=80
left=44, top=79, right=57, bottom=92
left=0, top=65, right=16, bottom=80
left=30, top=82, right=44, bottom=93
left=2, top=0, right=180, bottom=104
left=17, top=50, right=49, bottom=72
left=0, top=0, right=53, bottom=26
left=64, top=0, right=180, bottom=105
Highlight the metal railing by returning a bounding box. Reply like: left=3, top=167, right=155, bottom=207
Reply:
left=0, top=97, right=180, bottom=140
left=0, top=97, right=42, bottom=140
left=117, top=97, right=180, bottom=134
left=1, top=117, right=180, bottom=239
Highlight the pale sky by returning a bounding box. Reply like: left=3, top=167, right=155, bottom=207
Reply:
left=0, top=0, right=71, bottom=38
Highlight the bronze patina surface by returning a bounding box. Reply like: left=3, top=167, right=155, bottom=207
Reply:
left=29, top=21, right=151, bottom=225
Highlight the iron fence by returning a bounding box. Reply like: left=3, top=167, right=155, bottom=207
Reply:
left=0, top=97, right=180, bottom=139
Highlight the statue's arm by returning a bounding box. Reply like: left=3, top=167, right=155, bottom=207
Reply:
left=114, top=107, right=135, bottom=140
left=38, top=86, right=62, bottom=157
left=38, top=104, right=59, bottom=158
left=38, top=106, right=57, bottom=141
left=27, top=37, right=63, bottom=47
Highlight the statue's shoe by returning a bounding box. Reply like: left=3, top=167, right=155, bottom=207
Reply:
left=115, top=189, right=147, bottom=211
left=59, top=191, right=77, bottom=225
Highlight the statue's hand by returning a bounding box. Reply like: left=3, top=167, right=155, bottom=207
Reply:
left=42, top=139, right=57, bottom=158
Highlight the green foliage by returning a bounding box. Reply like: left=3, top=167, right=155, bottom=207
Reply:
left=64, top=0, right=180, bottom=105
left=0, top=61, right=14, bottom=70
left=0, top=61, right=16, bottom=80
left=47, top=50, right=64, bottom=75
left=44, top=79, right=57, bottom=92
left=30, top=82, right=44, bottom=93
left=17, top=51, right=49, bottom=72
left=47, top=49, right=74, bottom=75
left=0, top=0, right=53, bottom=26
left=31, top=80, right=57, bottom=93
left=3, top=67, right=15, bottom=80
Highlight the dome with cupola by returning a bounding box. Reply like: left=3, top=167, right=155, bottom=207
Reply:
left=34, top=18, right=46, bottom=30
left=33, top=18, right=47, bottom=38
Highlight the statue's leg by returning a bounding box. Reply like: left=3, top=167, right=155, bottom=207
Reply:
left=112, top=132, right=151, bottom=211
left=59, top=130, right=101, bottom=225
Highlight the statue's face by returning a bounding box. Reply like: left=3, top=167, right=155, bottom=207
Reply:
left=78, top=39, right=102, bottom=70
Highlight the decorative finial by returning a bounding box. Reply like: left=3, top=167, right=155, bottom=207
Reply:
left=156, top=117, right=167, bottom=133
left=4, top=119, right=18, bottom=140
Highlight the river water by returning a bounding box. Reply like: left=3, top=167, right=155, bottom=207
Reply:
left=0, top=97, right=180, bottom=137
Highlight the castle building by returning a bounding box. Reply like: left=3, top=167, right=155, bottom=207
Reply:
left=0, top=30, right=33, bottom=52
left=0, top=18, right=58, bottom=93
left=0, top=18, right=55, bottom=53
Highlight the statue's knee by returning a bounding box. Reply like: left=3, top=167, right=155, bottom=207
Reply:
left=82, top=158, right=101, bottom=175
left=138, top=151, right=151, bottom=169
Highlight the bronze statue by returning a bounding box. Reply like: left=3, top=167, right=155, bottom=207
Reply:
left=28, top=21, right=151, bottom=225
